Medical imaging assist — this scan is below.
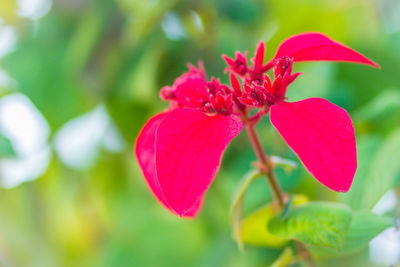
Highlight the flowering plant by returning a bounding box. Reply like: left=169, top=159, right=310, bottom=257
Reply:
left=135, top=32, right=384, bottom=263
left=136, top=32, right=378, bottom=218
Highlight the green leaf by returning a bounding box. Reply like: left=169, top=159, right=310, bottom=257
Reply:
left=0, top=135, right=16, bottom=158
left=125, top=44, right=163, bottom=104
left=361, top=129, right=400, bottom=209
left=353, top=89, right=400, bottom=122
left=339, top=135, right=382, bottom=210
left=271, top=247, right=294, bottom=267
left=268, top=202, right=352, bottom=249
left=230, top=170, right=261, bottom=250
left=270, top=155, right=298, bottom=174
left=241, top=205, right=288, bottom=248
left=311, top=211, right=393, bottom=258
left=241, top=195, right=308, bottom=248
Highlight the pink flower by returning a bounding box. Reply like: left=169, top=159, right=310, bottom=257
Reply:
left=136, top=32, right=379, bottom=218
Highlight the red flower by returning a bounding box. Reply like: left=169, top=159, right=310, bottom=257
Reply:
left=136, top=32, right=379, bottom=218
left=136, top=63, right=243, bottom=217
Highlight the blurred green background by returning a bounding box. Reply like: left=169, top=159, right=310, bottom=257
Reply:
left=0, top=0, right=399, bottom=266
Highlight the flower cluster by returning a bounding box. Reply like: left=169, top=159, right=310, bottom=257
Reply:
left=136, top=32, right=379, bottom=218
left=159, top=63, right=234, bottom=115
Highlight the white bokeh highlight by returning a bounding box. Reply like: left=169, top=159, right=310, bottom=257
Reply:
left=53, top=105, right=125, bottom=170
left=372, top=190, right=398, bottom=215
left=369, top=190, right=400, bottom=265
left=370, top=224, right=400, bottom=266
left=17, top=0, right=52, bottom=20
left=0, top=93, right=51, bottom=188
left=1, top=147, right=51, bottom=188
left=162, top=12, right=186, bottom=40
left=0, top=25, right=17, bottom=58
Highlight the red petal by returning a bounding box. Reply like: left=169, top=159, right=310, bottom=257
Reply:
left=173, top=73, right=209, bottom=108
left=155, top=108, right=242, bottom=216
left=230, top=73, right=242, bottom=97
left=135, top=114, right=171, bottom=208
left=135, top=113, right=202, bottom=218
left=270, top=98, right=357, bottom=192
left=254, top=41, right=265, bottom=69
left=274, top=32, right=380, bottom=68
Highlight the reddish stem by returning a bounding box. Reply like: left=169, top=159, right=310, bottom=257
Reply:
left=243, top=119, right=285, bottom=209
left=243, top=113, right=316, bottom=267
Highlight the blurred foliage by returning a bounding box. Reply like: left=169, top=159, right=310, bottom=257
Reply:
left=0, top=135, right=15, bottom=158
left=0, top=0, right=400, bottom=266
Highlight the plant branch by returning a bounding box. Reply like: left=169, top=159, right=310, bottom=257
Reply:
left=243, top=120, right=285, bottom=209
left=295, top=241, right=317, bottom=267
left=243, top=115, right=316, bottom=267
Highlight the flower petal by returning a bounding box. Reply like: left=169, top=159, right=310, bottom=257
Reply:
left=135, top=114, right=170, bottom=208
left=155, top=108, right=242, bottom=216
left=135, top=112, right=203, bottom=218
left=270, top=98, right=357, bottom=192
left=173, top=73, right=209, bottom=108
left=274, top=32, right=379, bottom=68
